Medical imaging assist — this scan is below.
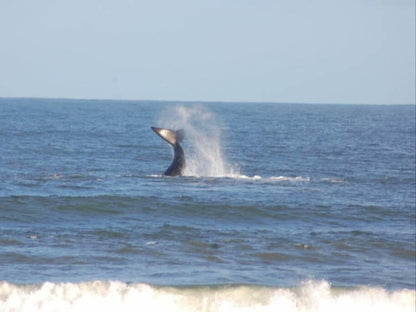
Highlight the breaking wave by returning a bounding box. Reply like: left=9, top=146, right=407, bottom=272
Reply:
left=1, top=280, right=414, bottom=312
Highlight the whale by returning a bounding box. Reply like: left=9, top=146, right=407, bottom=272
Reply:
left=151, top=127, right=185, bottom=176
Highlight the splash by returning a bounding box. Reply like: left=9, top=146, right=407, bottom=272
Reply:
left=158, top=105, right=238, bottom=177
left=1, top=280, right=414, bottom=312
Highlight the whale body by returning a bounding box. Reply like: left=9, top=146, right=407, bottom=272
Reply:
left=151, top=127, right=185, bottom=176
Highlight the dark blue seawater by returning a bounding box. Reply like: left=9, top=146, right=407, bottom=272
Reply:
left=0, top=98, right=415, bottom=311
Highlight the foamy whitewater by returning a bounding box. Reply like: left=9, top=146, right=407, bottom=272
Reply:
left=0, top=99, right=415, bottom=311
left=1, top=281, right=414, bottom=312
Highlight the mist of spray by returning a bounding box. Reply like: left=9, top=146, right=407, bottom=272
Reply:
left=158, top=105, right=238, bottom=177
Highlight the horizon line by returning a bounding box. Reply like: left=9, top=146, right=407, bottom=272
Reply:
left=0, top=96, right=414, bottom=106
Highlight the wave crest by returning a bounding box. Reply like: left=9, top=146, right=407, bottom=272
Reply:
left=1, top=280, right=414, bottom=312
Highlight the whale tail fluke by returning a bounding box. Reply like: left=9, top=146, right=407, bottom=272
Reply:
left=151, top=127, right=185, bottom=146
left=151, top=126, right=186, bottom=176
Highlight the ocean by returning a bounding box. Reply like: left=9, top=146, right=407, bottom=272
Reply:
left=0, top=98, right=415, bottom=311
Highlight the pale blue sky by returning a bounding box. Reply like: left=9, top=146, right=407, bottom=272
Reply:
left=0, top=0, right=414, bottom=104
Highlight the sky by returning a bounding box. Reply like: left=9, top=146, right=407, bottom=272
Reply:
left=0, top=0, right=414, bottom=104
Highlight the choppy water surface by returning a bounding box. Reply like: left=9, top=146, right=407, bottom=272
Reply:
left=0, top=98, right=414, bottom=311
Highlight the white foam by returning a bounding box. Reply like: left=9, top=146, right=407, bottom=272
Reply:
left=268, top=176, right=311, bottom=182
left=320, top=178, right=345, bottom=183
left=145, top=241, right=157, bottom=245
left=1, top=280, right=414, bottom=312
left=146, top=174, right=163, bottom=178
left=147, top=173, right=311, bottom=183
left=226, top=174, right=311, bottom=182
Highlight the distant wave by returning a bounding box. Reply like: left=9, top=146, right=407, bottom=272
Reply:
left=25, top=173, right=329, bottom=183
left=147, top=174, right=338, bottom=183
left=17, top=173, right=343, bottom=185
left=1, top=280, right=414, bottom=312
left=147, top=173, right=311, bottom=180
left=232, top=175, right=311, bottom=182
